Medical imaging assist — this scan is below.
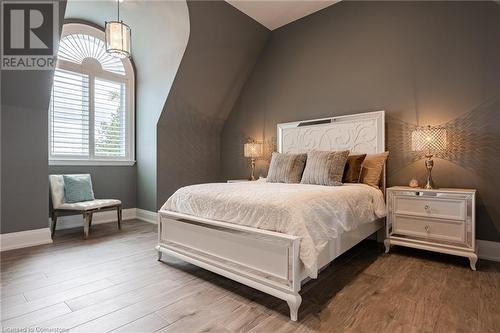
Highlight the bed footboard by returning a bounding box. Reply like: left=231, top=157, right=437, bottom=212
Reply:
left=156, top=210, right=303, bottom=321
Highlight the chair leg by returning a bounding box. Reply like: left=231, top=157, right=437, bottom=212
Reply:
left=88, top=212, right=93, bottom=232
left=51, top=211, right=58, bottom=238
left=117, top=205, right=122, bottom=230
left=84, top=212, right=91, bottom=239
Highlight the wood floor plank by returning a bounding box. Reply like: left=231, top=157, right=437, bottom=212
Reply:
left=1, top=244, right=154, bottom=287
left=154, top=287, right=229, bottom=324
left=1, top=250, right=154, bottom=298
left=1, top=278, right=114, bottom=321
left=38, top=279, right=196, bottom=330
left=24, top=277, right=112, bottom=302
left=214, top=302, right=270, bottom=332
left=0, top=272, right=48, bottom=291
left=247, top=308, right=307, bottom=333
left=477, top=260, right=500, bottom=332
left=19, top=250, right=153, bottom=292
left=65, top=263, right=189, bottom=311
left=110, top=313, right=169, bottom=333
left=1, top=231, right=155, bottom=279
left=155, top=295, right=244, bottom=333
left=69, top=280, right=210, bottom=332
left=0, top=294, right=26, bottom=308
left=1, top=302, right=72, bottom=329
left=1, top=220, right=498, bottom=333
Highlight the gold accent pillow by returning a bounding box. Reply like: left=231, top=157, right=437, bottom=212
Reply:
left=360, top=152, right=389, bottom=188
left=342, top=154, right=367, bottom=183
left=300, top=150, right=350, bottom=186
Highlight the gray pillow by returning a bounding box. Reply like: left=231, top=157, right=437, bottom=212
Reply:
left=300, top=150, right=350, bottom=186
left=267, top=152, right=307, bottom=183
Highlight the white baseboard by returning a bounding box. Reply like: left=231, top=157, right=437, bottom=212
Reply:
left=136, top=208, right=158, bottom=224
left=1, top=208, right=158, bottom=252
left=0, top=228, right=53, bottom=251
left=54, top=208, right=137, bottom=230
left=0, top=208, right=158, bottom=252
left=477, top=240, right=500, bottom=262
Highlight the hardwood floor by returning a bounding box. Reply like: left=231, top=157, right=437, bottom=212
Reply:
left=1, top=220, right=499, bottom=332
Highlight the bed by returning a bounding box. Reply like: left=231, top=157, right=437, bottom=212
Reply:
left=156, top=110, right=386, bottom=321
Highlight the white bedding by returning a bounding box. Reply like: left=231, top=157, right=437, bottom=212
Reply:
left=161, top=180, right=386, bottom=278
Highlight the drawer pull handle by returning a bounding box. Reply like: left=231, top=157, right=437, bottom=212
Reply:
left=424, top=225, right=430, bottom=232
left=424, top=205, right=430, bottom=211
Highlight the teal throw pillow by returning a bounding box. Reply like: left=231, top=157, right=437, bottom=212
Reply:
left=63, top=175, right=94, bottom=203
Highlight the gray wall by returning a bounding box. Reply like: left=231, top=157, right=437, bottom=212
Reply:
left=156, top=1, right=269, bottom=209
left=59, top=0, right=190, bottom=212
left=221, top=1, right=500, bottom=241
left=48, top=166, right=136, bottom=209
left=1, top=0, right=67, bottom=234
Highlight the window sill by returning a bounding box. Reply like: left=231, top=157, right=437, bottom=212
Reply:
left=49, top=160, right=136, bottom=166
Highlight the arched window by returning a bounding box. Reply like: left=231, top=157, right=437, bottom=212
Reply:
left=49, top=23, right=135, bottom=165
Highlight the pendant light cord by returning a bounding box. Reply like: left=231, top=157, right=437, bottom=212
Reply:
left=117, top=0, right=120, bottom=22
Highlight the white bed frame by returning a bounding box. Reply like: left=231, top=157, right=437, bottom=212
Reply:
left=156, top=110, right=386, bottom=321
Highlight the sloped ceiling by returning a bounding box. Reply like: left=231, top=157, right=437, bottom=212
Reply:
left=226, top=0, right=340, bottom=30
left=64, top=0, right=190, bottom=125
left=156, top=1, right=269, bottom=208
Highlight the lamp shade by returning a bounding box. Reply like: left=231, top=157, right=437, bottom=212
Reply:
left=411, top=126, right=447, bottom=152
left=105, top=21, right=131, bottom=58
left=244, top=142, right=262, bottom=158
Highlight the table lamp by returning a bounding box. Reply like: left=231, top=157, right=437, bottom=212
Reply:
left=411, top=125, right=447, bottom=189
left=244, top=141, right=262, bottom=181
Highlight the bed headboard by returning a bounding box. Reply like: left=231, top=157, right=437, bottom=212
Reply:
left=277, top=110, right=386, bottom=191
left=277, top=110, right=385, bottom=154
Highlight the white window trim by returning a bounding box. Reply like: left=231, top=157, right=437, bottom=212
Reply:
left=49, top=23, right=135, bottom=166
left=49, top=159, right=136, bottom=166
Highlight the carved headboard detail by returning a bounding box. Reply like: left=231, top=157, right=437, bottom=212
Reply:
left=278, top=111, right=385, bottom=155
left=277, top=110, right=386, bottom=191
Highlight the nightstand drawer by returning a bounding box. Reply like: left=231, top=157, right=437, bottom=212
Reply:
left=394, top=196, right=466, bottom=221
left=393, top=215, right=465, bottom=244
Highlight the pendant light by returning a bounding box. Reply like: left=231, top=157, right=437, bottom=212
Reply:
left=105, top=0, right=131, bottom=58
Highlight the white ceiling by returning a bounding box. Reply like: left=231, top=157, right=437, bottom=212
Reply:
left=226, top=0, right=340, bottom=30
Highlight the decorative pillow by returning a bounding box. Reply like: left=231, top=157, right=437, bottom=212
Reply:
left=266, top=152, right=307, bottom=183
left=342, top=154, right=367, bottom=183
left=300, top=150, right=350, bottom=186
left=359, top=152, right=389, bottom=188
left=63, top=175, right=95, bottom=203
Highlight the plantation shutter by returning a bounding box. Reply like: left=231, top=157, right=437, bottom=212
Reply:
left=94, top=78, right=126, bottom=157
left=49, top=68, right=90, bottom=157
left=49, top=24, right=134, bottom=164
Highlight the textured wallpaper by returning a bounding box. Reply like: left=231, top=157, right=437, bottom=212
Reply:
left=157, top=1, right=270, bottom=209
left=387, top=97, right=500, bottom=181
left=220, top=1, right=500, bottom=241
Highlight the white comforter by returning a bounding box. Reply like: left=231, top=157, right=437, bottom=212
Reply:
left=161, top=180, right=386, bottom=278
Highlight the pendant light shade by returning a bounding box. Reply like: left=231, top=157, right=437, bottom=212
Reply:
left=105, top=21, right=131, bottom=58
left=105, top=0, right=131, bottom=58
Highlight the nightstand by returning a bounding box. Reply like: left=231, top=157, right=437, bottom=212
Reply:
left=385, top=186, right=478, bottom=270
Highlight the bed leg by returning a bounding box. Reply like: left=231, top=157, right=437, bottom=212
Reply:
left=286, top=294, right=302, bottom=321
left=157, top=250, right=162, bottom=261
left=384, top=239, right=391, bottom=254
left=468, top=253, right=478, bottom=271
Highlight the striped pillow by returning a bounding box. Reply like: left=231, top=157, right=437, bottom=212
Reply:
left=266, top=152, right=307, bottom=183
left=300, top=150, right=350, bottom=186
